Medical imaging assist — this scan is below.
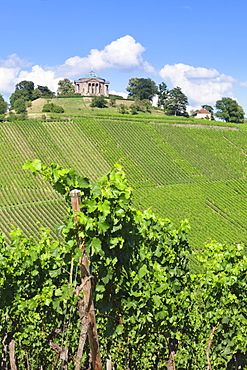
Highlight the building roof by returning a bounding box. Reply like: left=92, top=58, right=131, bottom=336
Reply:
left=197, top=109, right=211, bottom=114
left=82, top=70, right=104, bottom=79
left=74, top=70, right=110, bottom=84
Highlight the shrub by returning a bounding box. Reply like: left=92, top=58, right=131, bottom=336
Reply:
left=118, top=104, right=129, bottom=114
left=42, top=103, right=64, bottom=113
left=0, top=114, right=6, bottom=121
left=52, top=105, right=64, bottom=113
left=90, top=96, right=108, bottom=108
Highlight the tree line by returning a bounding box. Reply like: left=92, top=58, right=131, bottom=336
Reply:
left=0, top=77, right=245, bottom=123
left=126, top=77, right=245, bottom=123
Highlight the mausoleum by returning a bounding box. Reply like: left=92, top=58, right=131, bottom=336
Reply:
left=74, top=71, right=110, bottom=97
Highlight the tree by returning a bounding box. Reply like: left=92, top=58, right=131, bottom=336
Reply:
left=90, top=96, right=108, bottom=108
left=201, top=105, right=215, bottom=120
left=157, top=82, right=168, bottom=108
left=13, top=98, right=27, bottom=114
left=57, top=78, right=75, bottom=95
left=164, top=86, right=188, bottom=116
left=10, top=80, right=35, bottom=109
left=215, top=97, right=245, bottom=123
left=0, top=95, right=7, bottom=114
left=37, top=85, right=55, bottom=98
left=126, top=78, right=158, bottom=101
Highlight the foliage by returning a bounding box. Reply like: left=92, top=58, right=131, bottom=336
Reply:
left=0, top=94, right=8, bottom=114
left=164, top=86, right=189, bottom=116
left=129, top=103, right=138, bottom=115
left=126, top=78, right=158, bottom=101
left=215, top=97, right=245, bottom=123
left=157, top=82, right=168, bottom=108
left=109, top=96, right=116, bottom=107
left=90, top=96, right=108, bottom=108
left=133, top=99, right=152, bottom=113
left=57, top=78, right=75, bottom=95
left=20, top=159, right=192, bottom=369
left=202, top=104, right=215, bottom=120
left=10, top=80, right=35, bottom=109
left=42, top=103, right=64, bottom=113
left=0, top=114, right=6, bottom=121
left=14, top=98, right=27, bottom=114
left=187, top=241, right=247, bottom=369
left=117, top=103, right=129, bottom=114
left=3, top=159, right=247, bottom=369
left=32, top=85, right=55, bottom=100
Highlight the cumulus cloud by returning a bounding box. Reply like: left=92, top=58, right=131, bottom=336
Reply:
left=18, top=65, right=61, bottom=92
left=57, top=35, right=155, bottom=77
left=0, top=54, right=30, bottom=94
left=159, top=63, right=236, bottom=105
left=109, top=90, right=128, bottom=99
left=0, top=36, right=154, bottom=97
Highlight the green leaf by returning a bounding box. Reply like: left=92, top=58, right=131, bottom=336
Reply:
left=138, top=264, right=148, bottom=279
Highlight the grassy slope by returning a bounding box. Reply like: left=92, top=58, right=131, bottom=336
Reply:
left=1, top=101, right=247, bottom=248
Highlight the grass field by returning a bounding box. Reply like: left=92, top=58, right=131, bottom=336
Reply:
left=0, top=109, right=247, bottom=249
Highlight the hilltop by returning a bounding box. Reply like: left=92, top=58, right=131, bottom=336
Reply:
left=26, top=96, right=165, bottom=118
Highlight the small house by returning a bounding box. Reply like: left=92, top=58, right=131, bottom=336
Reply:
left=193, top=109, right=212, bottom=120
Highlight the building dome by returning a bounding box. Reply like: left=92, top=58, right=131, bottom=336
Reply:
left=74, top=70, right=110, bottom=97
left=82, top=70, right=104, bottom=80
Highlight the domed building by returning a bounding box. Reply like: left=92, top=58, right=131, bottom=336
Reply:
left=74, top=71, right=110, bottom=97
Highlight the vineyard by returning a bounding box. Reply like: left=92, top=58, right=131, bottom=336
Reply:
left=0, top=114, right=247, bottom=248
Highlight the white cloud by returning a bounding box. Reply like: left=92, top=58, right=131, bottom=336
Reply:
left=58, top=35, right=155, bottom=77
left=159, top=63, right=236, bottom=105
left=18, top=65, right=61, bottom=92
left=109, top=90, right=128, bottom=99
left=0, top=54, right=31, bottom=94
left=0, top=36, right=154, bottom=97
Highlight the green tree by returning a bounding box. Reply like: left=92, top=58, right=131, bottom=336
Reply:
left=90, top=95, right=108, bottom=108
left=164, top=86, right=188, bottom=116
left=57, top=78, right=75, bottom=95
left=215, top=97, right=245, bottom=123
left=13, top=98, right=27, bottom=114
left=0, top=94, right=8, bottom=114
left=157, top=82, right=168, bottom=108
left=10, top=80, right=35, bottom=109
left=126, top=78, right=158, bottom=102
left=201, top=105, right=215, bottom=120
left=37, top=85, right=55, bottom=97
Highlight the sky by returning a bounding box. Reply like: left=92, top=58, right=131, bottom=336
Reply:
left=1, top=0, right=247, bottom=114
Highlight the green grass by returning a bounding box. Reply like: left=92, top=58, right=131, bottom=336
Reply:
left=0, top=113, right=247, bottom=249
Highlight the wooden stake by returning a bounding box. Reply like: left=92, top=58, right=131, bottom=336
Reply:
left=70, top=189, right=102, bottom=370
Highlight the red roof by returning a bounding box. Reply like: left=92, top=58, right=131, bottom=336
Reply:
left=197, top=109, right=211, bottom=114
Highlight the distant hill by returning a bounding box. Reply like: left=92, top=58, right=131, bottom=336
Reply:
left=0, top=112, right=246, bottom=250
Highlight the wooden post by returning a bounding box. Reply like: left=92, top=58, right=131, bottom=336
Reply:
left=70, top=189, right=102, bottom=370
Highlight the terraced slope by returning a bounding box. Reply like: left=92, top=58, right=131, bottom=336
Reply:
left=0, top=116, right=246, bottom=248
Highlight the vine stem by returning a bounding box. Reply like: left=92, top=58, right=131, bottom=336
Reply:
left=70, top=189, right=102, bottom=370
left=206, top=325, right=218, bottom=370
left=9, top=339, right=17, bottom=370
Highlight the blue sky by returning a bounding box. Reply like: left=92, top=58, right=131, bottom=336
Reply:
left=1, top=0, right=247, bottom=113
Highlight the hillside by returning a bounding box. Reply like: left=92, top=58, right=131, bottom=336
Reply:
left=0, top=111, right=247, bottom=249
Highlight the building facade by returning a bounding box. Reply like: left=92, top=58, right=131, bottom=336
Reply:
left=193, top=109, right=212, bottom=119
left=74, top=71, right=110, bottom=97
